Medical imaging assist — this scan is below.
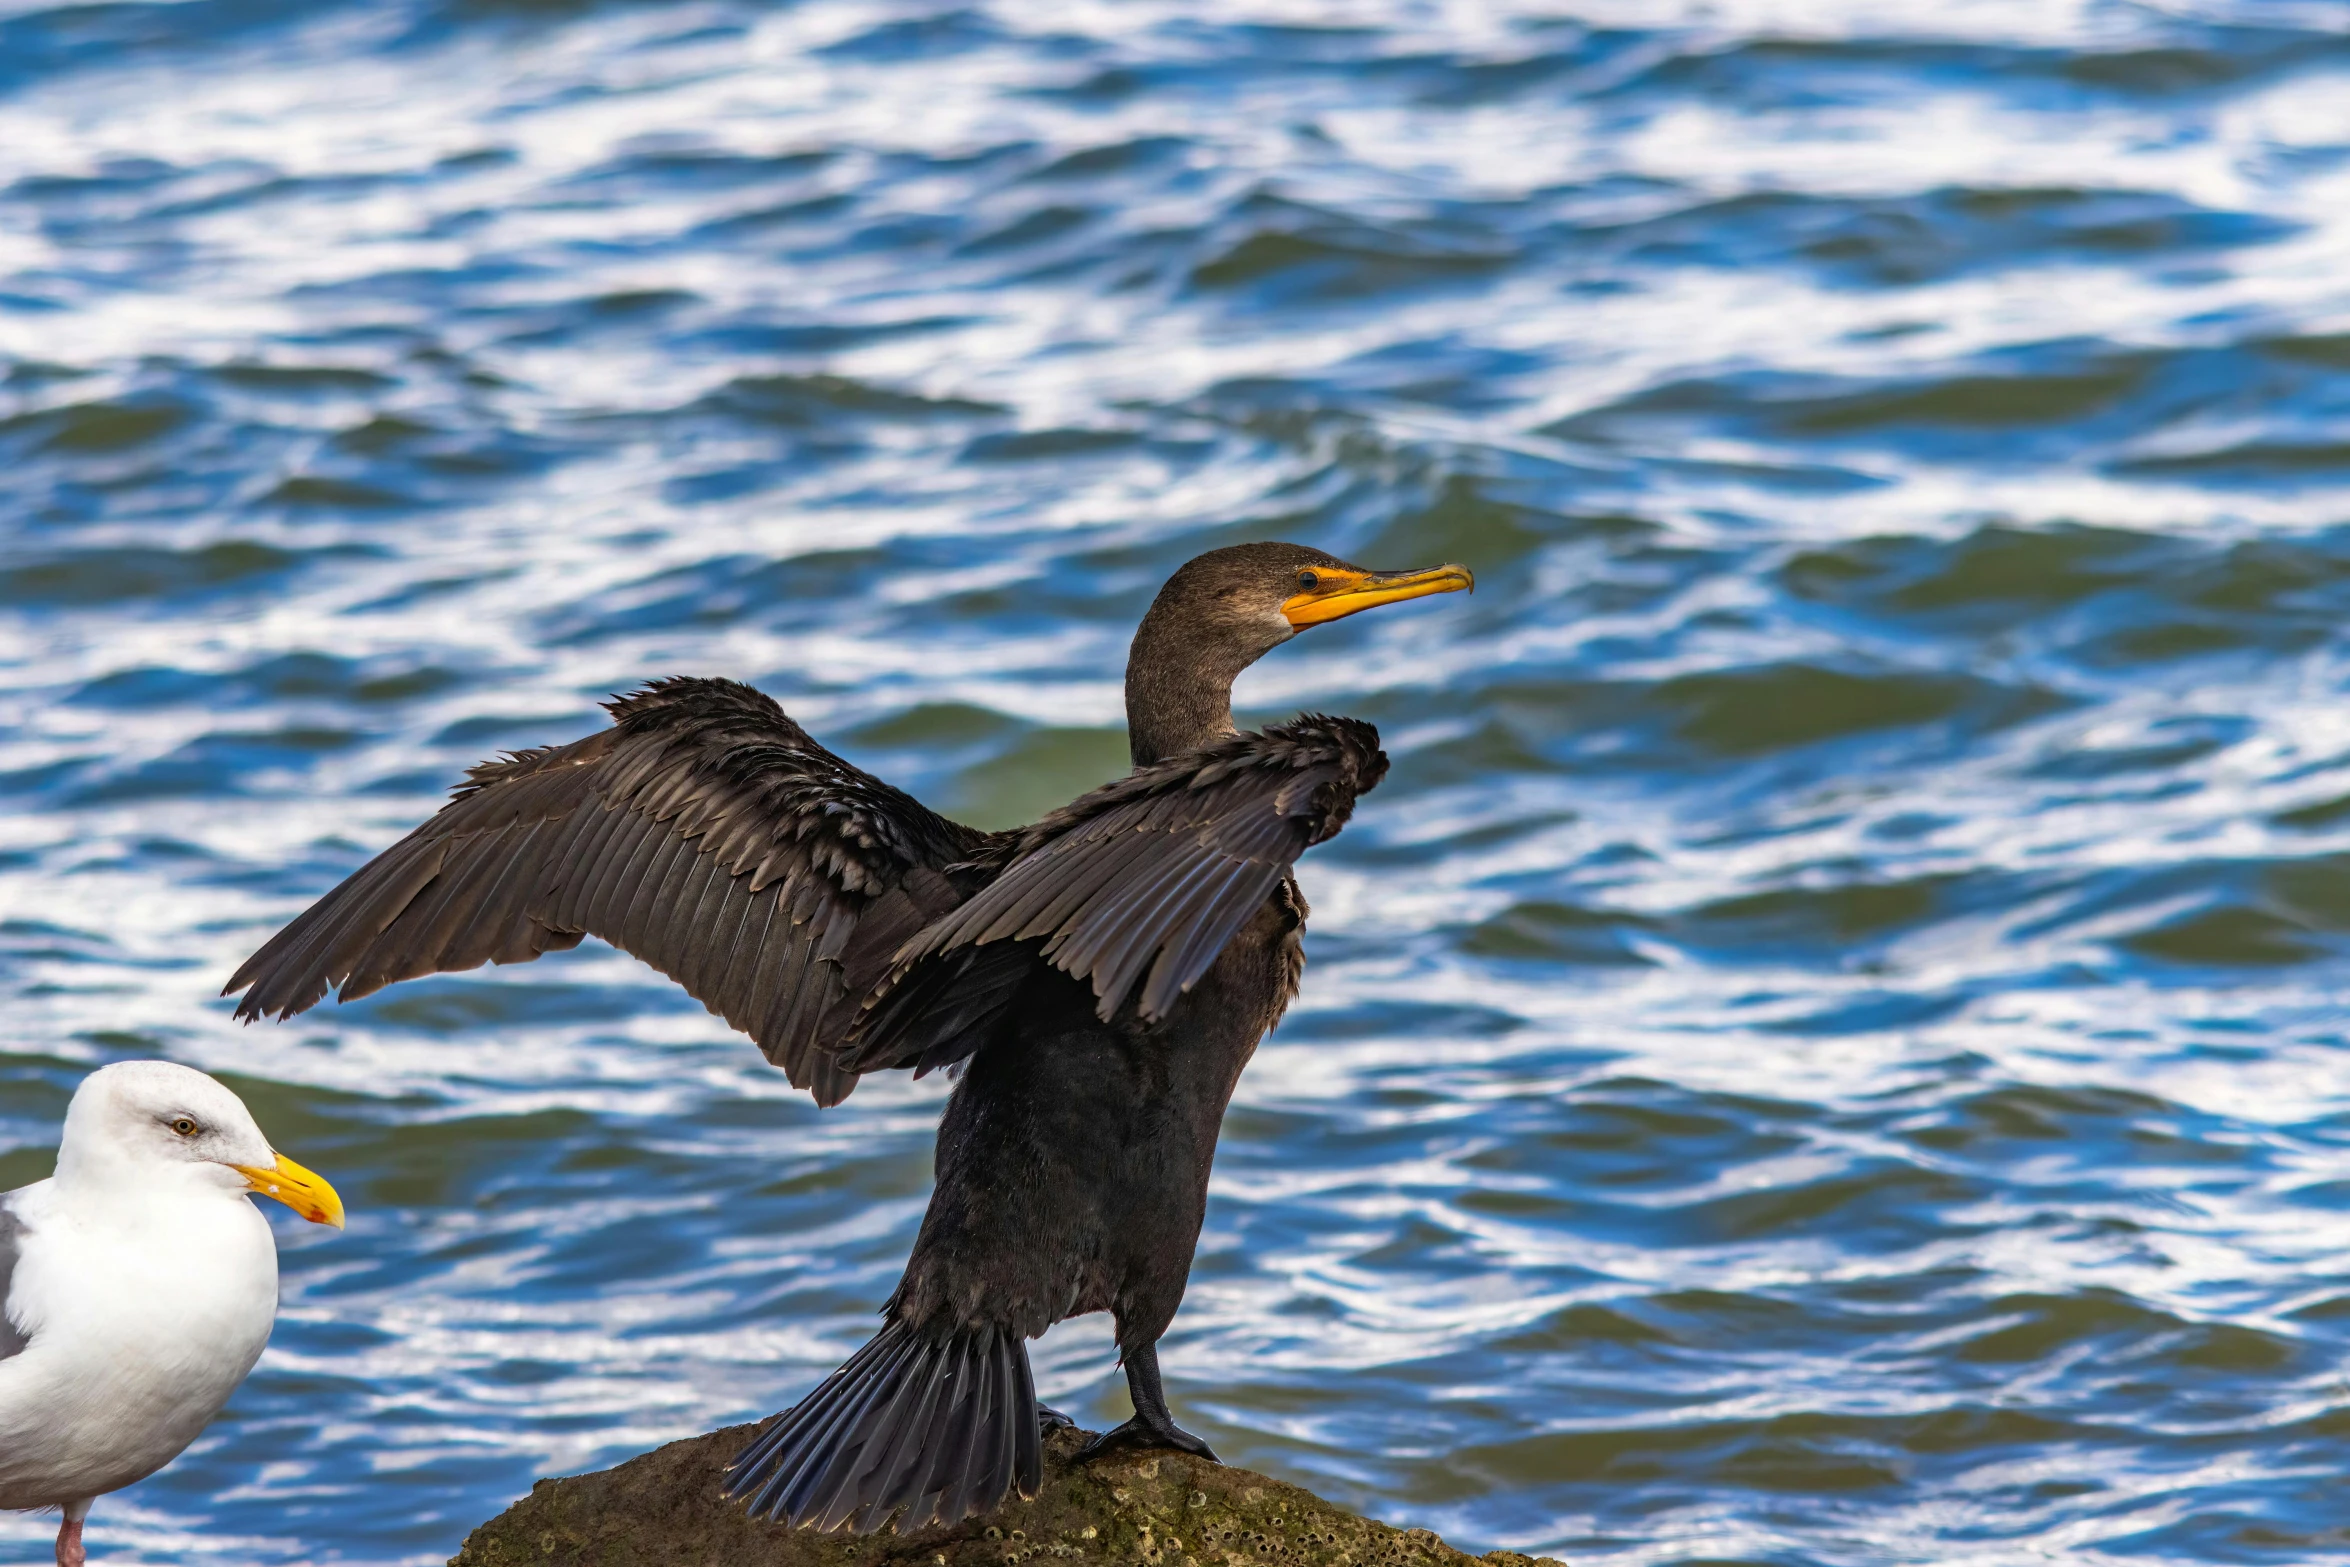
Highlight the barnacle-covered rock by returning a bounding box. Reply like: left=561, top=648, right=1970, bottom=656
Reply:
left=449, top=1422, right=1553, bottom=1567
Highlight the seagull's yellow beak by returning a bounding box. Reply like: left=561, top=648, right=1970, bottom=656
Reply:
left=1281, top=562, right=1475, bottom=628
left=232, top=1151, right=346, bottom=1229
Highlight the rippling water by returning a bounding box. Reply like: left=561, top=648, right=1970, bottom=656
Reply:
left=7, top=1, right=2350, bottom=1561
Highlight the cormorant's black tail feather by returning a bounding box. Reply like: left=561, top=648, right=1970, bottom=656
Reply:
left=725, top=1320, right=1041, bottom=1534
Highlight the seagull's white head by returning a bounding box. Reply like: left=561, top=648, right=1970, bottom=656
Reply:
left=55, top=1061, right=345, bottom=1228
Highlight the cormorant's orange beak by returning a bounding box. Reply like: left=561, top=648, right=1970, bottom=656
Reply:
left=231, top=1151, right=346, bottom=1228
left=1282, top=563, right=1474, bottom=628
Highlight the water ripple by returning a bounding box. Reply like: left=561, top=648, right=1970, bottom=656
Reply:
left=7, top=1, right=2350, bottom=1563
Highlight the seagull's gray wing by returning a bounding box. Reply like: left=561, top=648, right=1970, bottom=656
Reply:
left=0, top=1197, right=28, bottom=1360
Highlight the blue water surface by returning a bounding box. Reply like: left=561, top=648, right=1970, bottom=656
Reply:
left=7, top=1, right=2350, bottom=1562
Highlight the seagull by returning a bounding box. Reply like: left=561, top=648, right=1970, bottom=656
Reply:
left=0, top=1060, right=345, bottom=1567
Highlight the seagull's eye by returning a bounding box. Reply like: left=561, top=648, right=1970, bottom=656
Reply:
left=1297, top=570, right=1320, bottom=591
left=170, top=1117, right=199, bottom=1137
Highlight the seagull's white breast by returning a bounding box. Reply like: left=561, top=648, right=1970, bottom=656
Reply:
left=0, top=1178, right=279, bottom=1508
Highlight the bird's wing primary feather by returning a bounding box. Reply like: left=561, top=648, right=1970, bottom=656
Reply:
left=223, top=678, right=980, bottom=1104
left=0, top=1197, right=27, bottom=1360
left=845, top=715, right=1385, bottom=1072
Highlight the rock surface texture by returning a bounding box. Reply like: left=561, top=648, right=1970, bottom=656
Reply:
left=449, top=1423, right=1553, bottom=1567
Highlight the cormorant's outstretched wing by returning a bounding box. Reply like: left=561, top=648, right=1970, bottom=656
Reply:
left=224, top=678, right=979, bottom=1104
left=845, top=715, right=1385, bottom=1073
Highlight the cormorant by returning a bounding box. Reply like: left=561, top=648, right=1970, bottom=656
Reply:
left=225, top=542, right=1470, bottom=1533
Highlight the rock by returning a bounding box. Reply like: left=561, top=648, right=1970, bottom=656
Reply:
left=449, top=1422, right=1554, bottom=1567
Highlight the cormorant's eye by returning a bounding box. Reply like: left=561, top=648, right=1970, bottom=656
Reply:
left=170, top=1116, right=199, bottom=1137
left=1297, top=570, right=1319, bottom=591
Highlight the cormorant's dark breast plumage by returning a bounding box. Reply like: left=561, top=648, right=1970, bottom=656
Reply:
left=226, top=540, right=1469, bottom=1534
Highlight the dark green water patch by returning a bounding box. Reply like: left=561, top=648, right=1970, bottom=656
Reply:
left=1783, top=522, right=2350, bottom=669
left=1653, top=662, right=2059, bottom=756
left=1188, top=195, right=1518, bottom=302
left=1585, top=184, right=2287, bottom=287
left=697, top=372, right=1007, bottom=426
left=1679, top=1163, right=1978, bottom=1248
left=0, top=541, right=355, bottom=607
left=1678, top=873, right=1967, bottom=951
left=2120, top=907, right=2326, bottom=966
left=264, top=474, right=412, bottom=509
left=845, top=701, right=1025, bottom=750
left=1, top=395, right=194, bottom=452
left=213, top=362, right=396, bottom=394
left=1783, top=523, right=2169, bottom=618
left=1955, top=1290, right=2235, bottom=1365
left=963, top=425, right=1142, bottom=462
left=944, top=724, right=1128, bottom=830
left=1461, top=901, right=1656, bottom=966
left=1904, top=1082, right=2178, bottom=1153
left=1459, top=1406, right=2094, bottom=1491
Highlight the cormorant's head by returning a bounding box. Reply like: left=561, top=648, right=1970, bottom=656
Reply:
left=1124, top=542, right=1472, bottom=765
left=1141, top=541, right=1474, bottom=667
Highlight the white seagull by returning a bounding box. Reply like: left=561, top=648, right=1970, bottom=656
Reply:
left=0, top=1061, right=344, bottom=1566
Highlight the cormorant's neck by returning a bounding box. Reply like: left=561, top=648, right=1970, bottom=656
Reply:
left=1123, top=608, right=1264, bottom=767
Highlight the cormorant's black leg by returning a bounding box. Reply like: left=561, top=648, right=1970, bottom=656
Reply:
left=1039, top=1403, right=1077, bottom=1433
left=1078, top=1342, right=1218, bottom=1461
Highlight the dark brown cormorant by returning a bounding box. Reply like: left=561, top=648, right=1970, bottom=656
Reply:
left=224, top=542, right=1471, bottom=1533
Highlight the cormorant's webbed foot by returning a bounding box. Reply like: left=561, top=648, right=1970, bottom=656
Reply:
left=1078, top=1341, right=1220, bottom=1463
left=1039, top=1403, right=1078, bottom=1434
left=1081, top=1410, right=1218, bottom=1460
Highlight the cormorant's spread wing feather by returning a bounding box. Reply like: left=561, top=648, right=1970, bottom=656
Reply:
left=848, top=715, right=1385, bottom=1070
left=224, top=678, right=978, bottom=1104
